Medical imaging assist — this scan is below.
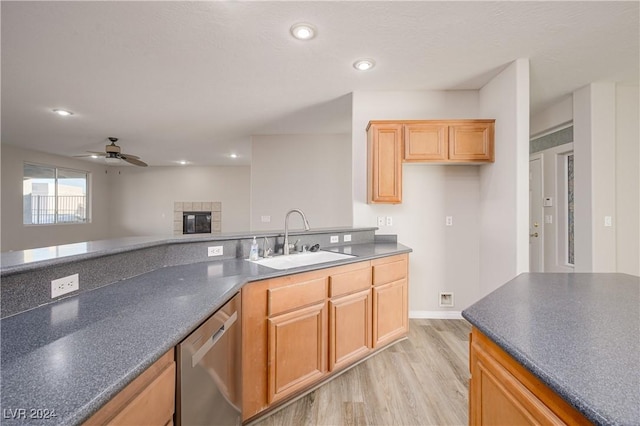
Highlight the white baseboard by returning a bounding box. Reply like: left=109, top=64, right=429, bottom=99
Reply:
left=409, top=310, right=463, bottom=319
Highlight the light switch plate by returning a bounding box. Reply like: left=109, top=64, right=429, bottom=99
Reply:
left=377, top=216, right=384, bottom=227
left=445, top=216, right=453, bottom=226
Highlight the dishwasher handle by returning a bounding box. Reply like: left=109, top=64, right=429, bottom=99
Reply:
left=191, top=310, right=238, bottom=368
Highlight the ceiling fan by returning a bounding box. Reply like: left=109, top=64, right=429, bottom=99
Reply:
left=76, top=137, right=148, bottom=167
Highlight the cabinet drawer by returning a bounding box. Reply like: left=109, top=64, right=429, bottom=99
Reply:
left=372, top=258, right=407, bottom=285
left=268, top=278, right=327, bottom=317
left=329, top=267, right=372, bottom=297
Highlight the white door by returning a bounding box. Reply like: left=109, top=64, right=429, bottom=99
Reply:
left=529, top=157, right=543, bottom=272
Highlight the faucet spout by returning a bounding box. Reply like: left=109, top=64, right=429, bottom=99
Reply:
left=284, top=209, right=310, bottom=255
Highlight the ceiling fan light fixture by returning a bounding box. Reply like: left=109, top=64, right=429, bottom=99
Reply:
left=290, top=23, right=316, bottom=40
left=52, top=108, right=73, bottom=116
left=105, top=157, right=120, bottom=164
left=353, top=59, right=376, bottom=71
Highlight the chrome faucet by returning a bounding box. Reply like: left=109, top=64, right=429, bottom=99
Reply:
left=283, top=209, right=310, bottom=255
left=263, top=237, right=273, bottom=258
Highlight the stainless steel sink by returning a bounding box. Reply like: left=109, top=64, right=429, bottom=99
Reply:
left=249, top=250, right=354, bottom=270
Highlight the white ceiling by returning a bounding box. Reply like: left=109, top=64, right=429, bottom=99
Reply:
left=2, top=1, right=638, bottom=166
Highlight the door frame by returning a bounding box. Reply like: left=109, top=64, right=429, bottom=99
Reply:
left=529, top=153, right=544, bottom=272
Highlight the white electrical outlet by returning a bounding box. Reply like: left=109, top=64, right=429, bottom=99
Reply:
left=386, top=216, right=393, bottom=226
left=261, top=215, right=271, bottom=223
left=51, top=273, right=79, bottom=298
left=330, top=235, right=339, bottom=243
left=545, top=215, right=553, bottom=224
left=446, top=216, right=453, bottom=226
left=344, top=234, right=352, bottom=242
left=604, top=216, right=612, bottom=227
left=208, top=246, right=224, bottom=256
left=377, top=216, right=384, bottom=227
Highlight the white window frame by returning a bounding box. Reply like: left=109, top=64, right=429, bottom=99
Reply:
left=23, top=162, right=91, bottom=225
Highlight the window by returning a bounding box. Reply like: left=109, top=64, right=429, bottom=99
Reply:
left=566, top=154, right=574, bottom=265
left=556, top=151, right=574, bottom=267
left=23, top=163, right=89, bottom=225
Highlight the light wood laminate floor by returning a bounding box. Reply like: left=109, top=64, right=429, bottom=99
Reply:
left=252, top=319, right=471, bottom=426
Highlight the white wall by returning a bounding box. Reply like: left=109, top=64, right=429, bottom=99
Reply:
left=107, top=165, right=250, bottom=237
left=478, top=59, right=531, bottom=296
left=530, top=95, right=573, bottom=136
left=351, top=90, right=483, bottom=316
left=1, top=144, right=111, bottom=251
left=250, top=134, right=352, bottom=231
left=573, top=83, right=617, bottom=272
left=615, top=84, right=640, bottom=275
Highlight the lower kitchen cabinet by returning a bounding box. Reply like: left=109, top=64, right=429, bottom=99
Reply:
left=329, top=264, right=372, bottom=371
left=241, top=254, right=409, bottom=422
left=267, top=301, right=328, bottom=404
left=469, top=327, right=590, bottom=426
left=372, top=255, right=408, bottom=348
left=84, top=349, right=175, bottom=426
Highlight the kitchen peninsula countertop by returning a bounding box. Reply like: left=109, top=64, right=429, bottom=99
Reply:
left=462, top=273, right=640, bottom=426
left=0, top=239, right=410, bottom=425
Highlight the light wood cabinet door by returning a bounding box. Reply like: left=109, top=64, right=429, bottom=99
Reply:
left=372, top=279, right=408, bottom=348
left=367, top=122, right=403, bottom=204
left=329, top=288, right=372, bottom=371
left=469, top=328, right=590, bottom=426
left=84, top=350, right=175, bottom=426
left=268, top=302, right=328, bottom=404
left=449, top=121, right=494, bottom=162
left=404, top=123, right=448, bottom=161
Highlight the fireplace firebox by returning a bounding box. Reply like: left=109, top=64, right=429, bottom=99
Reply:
left=183, top=212, right=211, bottom=234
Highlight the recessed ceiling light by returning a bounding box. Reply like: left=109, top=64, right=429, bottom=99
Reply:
left=290, top=23, right=316, bottom=40
left=52, top=108, right=73, bottom=116
left=90, top=155, right=99, bottom=159
left=353, top=59, right=376, bottom=71
left=178, top=160, right=188, bottom=165
left=229, top=153, right=238, bottom=159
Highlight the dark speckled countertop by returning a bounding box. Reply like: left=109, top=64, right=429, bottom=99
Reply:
left=0, top=242, right=409, bottom=426
left=462, top=273, right=640, bottom=426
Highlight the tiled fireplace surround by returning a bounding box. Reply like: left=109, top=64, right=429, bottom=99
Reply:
left=173, top=201, right=221, bottom=235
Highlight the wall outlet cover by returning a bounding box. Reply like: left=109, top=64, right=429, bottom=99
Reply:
left=330, top=235, right=339, bottom=243
left=208, top=246, right=224, bottom=256
left=51, top=273, right=79, bottom=298
left=343, top=234, right=352, bottom=242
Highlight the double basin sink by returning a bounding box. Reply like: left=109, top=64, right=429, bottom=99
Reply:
left=250, top=250, right=354, bottom=270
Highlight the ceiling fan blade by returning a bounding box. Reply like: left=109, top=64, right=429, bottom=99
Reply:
left=121, top=155, right=148, bottom=167
left=119, top=152, right=140, bottom=159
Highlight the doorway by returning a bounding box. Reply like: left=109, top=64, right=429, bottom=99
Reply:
left=529, top=156, right=543, bottom=272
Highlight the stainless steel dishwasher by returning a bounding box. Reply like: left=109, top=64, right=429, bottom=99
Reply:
left=177, top=293, right=241, bottom=426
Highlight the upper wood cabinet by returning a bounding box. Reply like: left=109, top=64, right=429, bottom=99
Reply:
left=367, top=119, right=495, bottom=203
left=367, top=122, right=403, bottom=204
left=404, top=123, right=448, bottom=161
left=448, top=121, right=494, bottom=162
